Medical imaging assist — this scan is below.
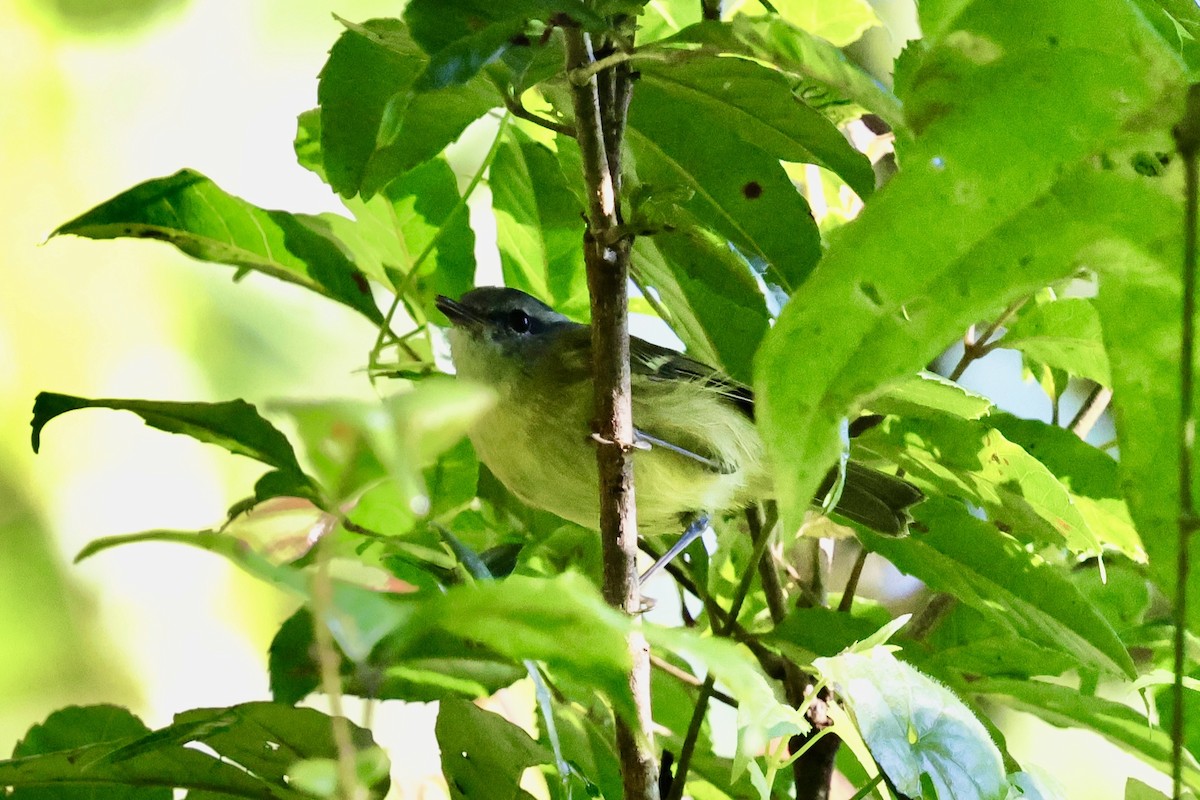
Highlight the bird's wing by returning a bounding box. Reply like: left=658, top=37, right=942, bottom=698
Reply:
left=628, top=336, right=755, bottom=418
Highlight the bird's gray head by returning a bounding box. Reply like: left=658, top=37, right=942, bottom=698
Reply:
left=436, top=288, right=579, bottom=380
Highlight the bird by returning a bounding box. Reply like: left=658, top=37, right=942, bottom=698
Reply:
left=435, top=286, right=921, bottom=577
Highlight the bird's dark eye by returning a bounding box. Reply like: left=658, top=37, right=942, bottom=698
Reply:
left=507, top=309, right=532, bottom=333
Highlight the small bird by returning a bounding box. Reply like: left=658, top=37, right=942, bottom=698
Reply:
left=436, top=287, right=921, bottom=573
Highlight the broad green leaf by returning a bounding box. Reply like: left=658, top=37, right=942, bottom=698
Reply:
left=756, top=0, right=1186, bottom=535
left=318, top=18, right=499, bottom=198
left=437, top=699, right=552, bottom=800
left=491, top=127, right=590, bottom=318
left=627, top=64, right=822, bottom=293
left=31, top=393, right=321, bottom=506
left=972, top=678, right=1200, bottom=792
left=765, top=604, right=893, bottom=662
left=0, top=703, right=383, bottom=800
left=815, top=647, right=1007, bottom=800
left=10, top=706, right=165, bottom=800
left=76, top=530, right=411, bottom=661
left=51, top=170, right=382, bottom=323
left=868, top=371, right=993, bottom=420
left=923, top=635, right=1076, bottom=681
left=632, top=224, right=771, bottom=384
left=859, top=498, right=1135, bottom=677
left=988, top=413, right=1143, bottom=558
left=854, top=415, right=1099, bottom=552
left=668, top=17, right=904, bottom=128
left=637, top=54, right=875, bottom=198
left=771, top=0, right=881, bottom=47
left=999, top=298, right=1111, bottom=385
left=1125, top=778, right=1171, bottom=800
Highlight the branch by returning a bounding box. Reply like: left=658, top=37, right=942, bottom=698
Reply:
left=492, top=76, right=576, bottom=137
left=1171, top=81, right=1200, bottom=800
left=1068, top=383, right=1113, bottom=440
left=947, top=297, right=1028, bottom=381
left=564, top=23, right=658, bottom=800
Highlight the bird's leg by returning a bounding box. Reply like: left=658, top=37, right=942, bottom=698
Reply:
left=640, top=513, right=711, bottom=583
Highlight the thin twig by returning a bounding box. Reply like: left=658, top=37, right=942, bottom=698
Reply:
left=492, top=76, right=576, bottom=137
left=667, top=506, right=779, bottom=800
left=312, top=525, right=363, bottom=800
left=838, top=547, right=870, bottom=613
left=1068, top=384, right=1113, bottom=440
left=906, top=593, right=957, bottom=641
left=1170, top=82, right=1200, bottom=800
left=947, top=298, right=1028, bottom=381
left=651, top=654, right=738, bottom=708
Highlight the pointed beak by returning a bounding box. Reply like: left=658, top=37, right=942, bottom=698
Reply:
left=435, top=295, right=479, bottom=327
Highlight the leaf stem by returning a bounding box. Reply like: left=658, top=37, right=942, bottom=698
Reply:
left=1171, top=82, right=1200, bottom=800
left=838, top=547, right=869, bottom=613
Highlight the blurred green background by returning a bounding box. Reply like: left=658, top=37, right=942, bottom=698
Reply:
left=0, top=1, right=1173, bottom=798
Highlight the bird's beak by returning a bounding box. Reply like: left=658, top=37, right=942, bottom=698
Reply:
left=435, top=295, right=479, bottom=327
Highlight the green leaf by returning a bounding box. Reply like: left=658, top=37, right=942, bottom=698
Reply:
left=860, top=497, right=1135, bottom=677
left=637, top=54, right=875, bottom=198
left=0, top=703, right=385, bottom=800
left=318, top=18, right=499, bottom=198
left=972, top=678, right=1200, bottom=792
left=437, top=699, right=552, bottom=800
left=31, top=393, right=321, bottom=505
left=755, top=0, right=1187, bottom=535
left=632, top=224, right=771, bottom=384
left=999, top=298, right=1111, bottom=385
left=765, top=604, right=892, bottom=662
left=491, top=127, right=590, bottom=318
left=988, top=412, right=1143, bottom=558
left=51, top=170, right=382, bottom=323
left=854, top=415, right=1099, bottom=552
left=627, top=63, right=822, bottom=293
left=868, top=371, right=993, bottom=420
left=669, top=17, right=904, bottom=128
left=76, top=530, right=411, bottom=662
left=770, top=0, right=881, bottom=47
left=815, top=647, right=1008, bottom=800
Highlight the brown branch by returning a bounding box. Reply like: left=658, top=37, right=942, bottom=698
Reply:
left=1068, top=383, right=1113, bottom=440
left=947, top=298, right=1027, bottom=381
left=564, top=23, right=658, bottom=800
left=495, top=81, right=576, bottom=137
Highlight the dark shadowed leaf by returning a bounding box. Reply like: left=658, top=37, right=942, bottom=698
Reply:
left=52, top=170, right=381, bottom=323
left=437, top=699, right=552, bottom=800
left=31, top=393, right=321, bottom=505
left=1, top=703, right=385, bottom=800
left=318, top=18, right=499, bottom=198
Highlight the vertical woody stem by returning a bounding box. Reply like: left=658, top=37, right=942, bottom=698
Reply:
left=564, top=23, right=658, bottom=800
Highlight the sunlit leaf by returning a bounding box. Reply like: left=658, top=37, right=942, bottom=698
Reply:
left=1000, top=298, right=1111, bottom=386
left=52, top=170, right=381, bottom=323
left=756, top=0, right=1186, bottom=534
left=492, top=127, right=590, bottom=318
left=860, top=498, right=1134, bottom=677
left=816, top=647, right=1007, bottom=800
left=770, top=0, right=881, bottom=47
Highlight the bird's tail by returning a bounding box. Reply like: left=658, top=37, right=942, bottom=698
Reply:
left=821, top=462, right=924, bottom=535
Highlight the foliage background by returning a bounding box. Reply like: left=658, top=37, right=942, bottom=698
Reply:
left=0, top=0, right=1173, bottom=797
